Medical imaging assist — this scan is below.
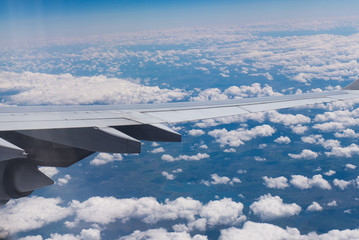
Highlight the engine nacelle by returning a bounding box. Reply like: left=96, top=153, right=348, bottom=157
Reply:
left=0, top=160, right=54, bottom=201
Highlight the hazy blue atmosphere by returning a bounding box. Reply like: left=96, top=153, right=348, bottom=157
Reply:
left=1, top=1, right=359, bottom=240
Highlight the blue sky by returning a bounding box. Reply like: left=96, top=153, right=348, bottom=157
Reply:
left=1, top=0, right=359, bottom=41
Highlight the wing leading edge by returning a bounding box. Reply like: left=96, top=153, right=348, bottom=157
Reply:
left=1, top=80, right=359, bottom=203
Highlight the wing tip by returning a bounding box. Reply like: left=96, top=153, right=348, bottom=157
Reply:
left=343, top=78, right=359, bottom=90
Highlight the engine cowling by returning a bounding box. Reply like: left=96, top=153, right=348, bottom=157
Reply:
left=1, top=160, right=54, bottom=200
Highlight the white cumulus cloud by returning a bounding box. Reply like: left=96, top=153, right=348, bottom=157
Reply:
left=57, top=174, right=71, bottom=186
left=199, top=198, right=246, bottom=227
left=151, top=147, right=165, bottom=153
left=290, top=175, right=331, bottom=190
left=162, top=171, right=175, bottom=180
left=201, top=174, right=241, bottom=186
left=324, top=170, right=336, bottom=176
left=249, top=194, right=301, bottom=220
left=306, top=202, right=323, bottom=212
left=119, top=228, right=208, bottom=240
left=333, top=179, right=352, bottom=190
left=188, top=129, right=205, bottom=136
left=345, top=163, right=357, bottom=169
left=219, top=220, right=359, bottom=240
left=268, top=111, right=310, bottom=126
left=0, top=196, right=72, bottom=238
left=262, top=176, right=289, bottom=189
left=208, top=125, right=275, bottom=147
left=290, top=124, right=308, bottom=135
left=288, top=149, right=318, bottom=160
left=90, top=153, right=123, bottom=166
left=0, top=71, right=188, bottom=105
left=274, top=136, right=291, bottom=144
left=161, top=153, right=209, bottom=162
left=38, top=167, right=59, bottom=178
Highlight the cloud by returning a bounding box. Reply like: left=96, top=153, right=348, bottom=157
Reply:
left=152, top=142, right=160, bottom=147
left=327, top=201, right=338, bottom=207
left=161, top=153, right=210, bottom=162
left=195, top=111, right=311, bottom=132
left=151, top=147, right=165, bottom=153
left=313, top=122, right=346, bottom=132
left=230, top=177, right=242, bottom=185
left=199, top=144, right=208, bottom=149
left=325, top=144, right=359, bottom=158
left=0, top=196, right=72, bottom=238
left=67, top=196, right=245, bottom=232
left=224, top=148, right=236, bottom=153
left=306, top=202, right=323, bottom=212
left=248, top=72, right=273, bottom=81
left=254, top=156, right=266, bottom=161
left=345, top=163, right=357, bottom=169
left=201, top=174, right=241, bottom=186
left=313, top=122, right=345, bottom=132
left=259, top=144, right=267, bottom=149
left=204, top=174, right=230, bottom=185
left=274, top=136, right=291, bottom=144
left=188, top=129, right=205, bottom=136
left=44, top=228, right=101, bottom=240
left=219, top=222, right=301, bottom=240
left=190, top=88, right=228, bottom=101
left=199, top=198, right=246, bottom=227
left=223, top=84, right=281, bottom=98
left=219, top=221, right=359, bottom=240
left=344, top=209, right=352, bottom=214
left=194, top=112, right=266, bottom=128
left=333, top=179, right=352, bottom=190
left=288, top=149, right=318, bottom=160
left=314, top=109, right=359, bottom=123
left=290, top=124, right=308, bottom=135
left=194, top=66, right=210, bottom=73
left=301, top=134, right=322, bottom=144
left=301, top=135, right=341, bottom=150
left=57, top=174, right=71, bottom=186
left=119, top=228, right=208, bottom=240
left=38, top=167, right=59, bottom=178
left=90, top=153, right=123, bottom=166
left=162, top=169, right=183, bottom=180
left=191, top=83, right=281, bottom=102
left=69, top=196, right=202, bottom=226
left=5, top=20, right=359, bottom=88
left=335, top=129, right=359, bottom=138
left=324, top=170, right=336, bottom=176
left=0, top=71, right=188, bottom=105
left=18, top=236, right=43, bottom=240
left=254, top=156, right=266, bottom=162
left=208, top=125, right=275, bottom=147
left=172, top=169, right=183, bottom=173
left=249, top=194, right=301, bottom=221
left=290, top=175, right=331, bottom=190
left=262, top=176, right=289, bottom=189
left=162, top=171, right=175, bottom=180
left=268, top=111, right=310, bottom=126
left=313, top=109, right=359, bottom=132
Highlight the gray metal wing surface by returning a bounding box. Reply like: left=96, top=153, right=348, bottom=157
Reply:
left=1, top=84, right=359, bottom=203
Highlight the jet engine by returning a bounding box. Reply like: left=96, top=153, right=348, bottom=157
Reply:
left=0, top=160, right=53, bottom=202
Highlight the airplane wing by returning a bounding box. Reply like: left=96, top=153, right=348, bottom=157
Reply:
left=1, top=81, right=359, bottom=203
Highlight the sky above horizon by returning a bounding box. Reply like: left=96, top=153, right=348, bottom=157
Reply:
left=1, top=0, right=359, bottom=42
